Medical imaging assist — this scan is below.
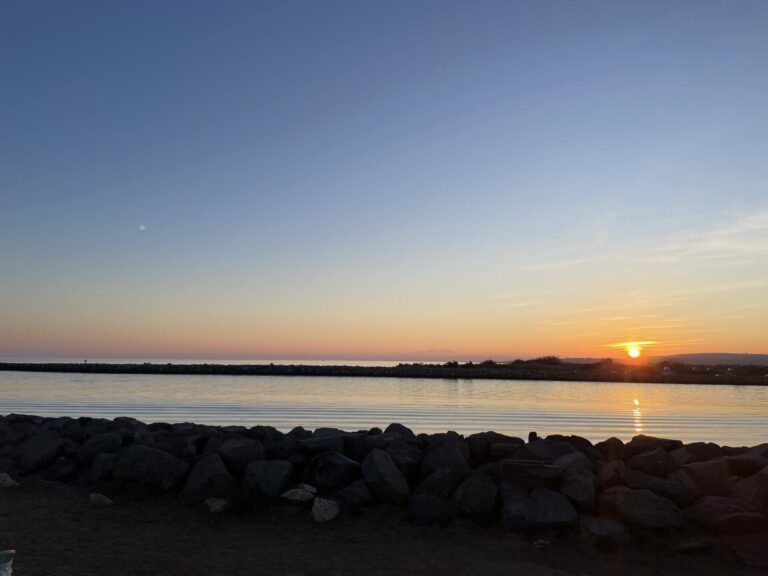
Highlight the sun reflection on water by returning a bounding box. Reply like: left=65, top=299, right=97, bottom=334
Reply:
left=632, top=398, right=643, bottom=434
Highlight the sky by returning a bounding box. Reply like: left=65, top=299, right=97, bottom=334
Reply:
left=1, top=0, right=767, bottom=361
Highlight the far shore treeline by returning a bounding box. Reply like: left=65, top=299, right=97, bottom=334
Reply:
left=1, top=358, right=767, bottom=386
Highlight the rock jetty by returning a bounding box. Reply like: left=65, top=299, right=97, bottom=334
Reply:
left=1, top=414, right=767, bottom=566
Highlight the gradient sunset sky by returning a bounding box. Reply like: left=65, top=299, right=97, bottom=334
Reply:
left=2, top=1, right=767, bottom=361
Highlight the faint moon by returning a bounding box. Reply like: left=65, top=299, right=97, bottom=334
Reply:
left=138, top=224, right=147, bottom=231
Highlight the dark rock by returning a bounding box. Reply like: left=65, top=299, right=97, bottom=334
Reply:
left=580, top=516, right=631, bottom=550
left=299, top=435, right=344, bottom=455
left=76, top=433, right=123, bottom=464
left=244, top=460, right=294, bottom=499
left=333, top=479, right=374, bottom=510
left=725, top=467, right=768, bottom=515
left=420, top=444, right=470, bottom=478
left=218, top=438, right=264, bottom=475
left=681, top=459, right=730, bottom=496
left=182, top=454, right=236, bottom=503
left=730, top=534, right=768, bottom=568
left=16, top=433, right=65, bottom=471
left=596, top=460, right=624, bottom=489
left=553, top=451, right=594, bottom=472
left=627, top=448, right=678, bottom=477
left=528, top=441, right=574, bottom=462
left=286, top=426, right=312, bottom=440
left=621, top=435, right=683, bottom=461
left=314, top=427, right=346, bottom=438
left=249, top=425, right=283, bottom=444
left=453, top=473, right=498, bottom=516
left=114, top=445, right=190, bottom=491
left=264, top=437, right=299, bottom=460
left=490, top=443, right=533, bottom=461
left=385, top=440, right=423, bottom=479
left=597, top=486, right=681, bottom=528
left=679, top=442, right=723, bottom=463
left=496, top=459, right=562, bottom=488
left=408, top=494, right=452, bottom=526
left=366, top=432, right=400, bottom=450
left=560, top=466, right=596, bottom=512
left=466, top=432, right=523, bottom=465
left=415, top=467, right=464, bottom=500
left=622, top=468, right=699, bottom=507
left=341, top=433, right=370, bottom=462
left=685, top=496, right=768, bottom=534
left=42, top=417, right=86, bottom=442
left=362, top=449, right=409, bottom=503
left=528, top=431, right=538, bottom=443
left=91, top=452, right=117, bottom=482
left=500, top=482, right=577, bottom=530
left=384, top=423, right=415, bottom=438
left=725, top=454, right=768, bottom=477
left=594, top=437, right=623, bottom=461
left=306, top=451, right=361, bottom=493
left=45, top=456, right=79, bottom=483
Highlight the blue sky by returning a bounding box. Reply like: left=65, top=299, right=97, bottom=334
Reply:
left=2, top=1, right=767, bottom=359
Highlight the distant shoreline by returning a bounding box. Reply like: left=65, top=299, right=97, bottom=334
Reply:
left=1, top=361, right=767, bottom=386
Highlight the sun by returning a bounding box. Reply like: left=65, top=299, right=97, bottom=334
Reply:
left=627, top=346, right=641, bottom=359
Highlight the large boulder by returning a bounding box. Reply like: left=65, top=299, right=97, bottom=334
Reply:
left=466, top=432, right=523, bottom=465
left=622, top=468, right=699, bottom=507
left=15, top=433, right=65, bottom=471
left=561, top=466, right=596, bottom=512
left=681, top=459, right=730, bottom=496
left=299, top=435, right=344, bottom=455
left=362, top=449, right=409, bottom=503
left=415, top=466, right=464, bottom=500
left=76, top=433, right=123, bottom=464
left=726, top=467, right=768, bottom=515
left=307, top=451, right=361, bottom=493
left=594, top=437, right=623, bottom=461
left=453, top=473, right=498, bottom=517
left=333, top=479, right=374, bottom=510
left=244, top=460, right=294, bottom=500
left=496, top=459, right=562, bottom=488
left=114, top=446, right=190, bottom=491
left=384, top=423, right=415, bottom=439
left=597, top=486, right=681, bottom=529
left=408, top=494, right=453, bottom=526
left=528, top=441, right=574, bottom=462
left=385, top=440, right=423, bottom=479
left=685, top=496, right=768, bottom=534
left=500, top=483, right=577, bottom=530
left=725, top=454, right=768, bottom=477
left=91, top=452, right=118, bottom=482
left=627, top=448, right=678, bottom=478
left=621, top=435, right=682, bottom=461
left=218, top=438, right=264, bottom=475
left=420, top=444, right=470, bottom=477
left=182, top=454, right=236, bottom=503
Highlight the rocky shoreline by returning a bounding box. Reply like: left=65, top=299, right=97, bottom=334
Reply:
left=2, top=360, right=768, bottom=385
left=1, top=414, right=767, bottom=568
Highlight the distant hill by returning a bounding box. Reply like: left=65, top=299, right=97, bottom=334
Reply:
left=661, top=353, right=768, bottom=366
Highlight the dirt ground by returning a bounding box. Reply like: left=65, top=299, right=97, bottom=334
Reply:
left=0, top=479, right=762, bottom=576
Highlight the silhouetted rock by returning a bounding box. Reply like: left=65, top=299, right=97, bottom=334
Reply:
left=244, top=460, right=294, bottom=500
left=218, top=438, right=264, bottom=475
left=16, top=433, right=65, bottom=471
left=453, top=473, right=498, bottom=516
left=306, top=451, right=361, bottom=493
left=333, top=479, right=373, bottom=510
left=76, top=433, right=122, bottom=464
left=685, top=496, right=768, bottom=533
left=597, top=486, right=681, bottom=528
left=362, top=449, right=409, bottom=503
left=182, top=454, right=236, bottom=503
left=420, top=444, right=470, bottom=478
left=621, top=435, right=683, bottom=461
left=681, top=459, right=730, bottom=496
left=415, top=467, right=464, bottom=500
left=385, top=440, right=422, bottom=479
left=114, top=446, right=190, bottom=491
left=496, top=459, right=562, bottom=488
left=627, top=448, right=678, bottom=477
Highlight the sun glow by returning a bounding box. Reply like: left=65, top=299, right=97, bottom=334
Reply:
left=627, top=345, right=641, bottom=359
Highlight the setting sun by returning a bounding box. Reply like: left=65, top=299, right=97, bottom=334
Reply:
left=627, top=346, right=641, bottom=358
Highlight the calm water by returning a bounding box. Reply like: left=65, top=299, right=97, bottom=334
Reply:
left=0, top=371, right=766, bottom=445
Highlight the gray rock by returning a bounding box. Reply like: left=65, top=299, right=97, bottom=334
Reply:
left=299, top=435, right=344, bottom=455
left=408, top=494, right=452, bottom=526
left=89, top=492, right=113, bottom=506
left=453, top=473, right=498, bottom=516
left=726, top=467, right=768, bottom=515
left=16, top=433, right=65, bottom=471
left=621, top=435, right=683, bottom=460
left=466, top=432, right=523, bottom=465
left=333, top=479, right=374, bottom=510
left=627, top=448, right=678, bottom=478
left=182, top=454, right=236, bottom=503
left=281, top=488, right=315, bottom=504
left=0, top=473, right=18, bottom=488
left=496, top=459, right=562, bottom=488
left=528, top=441, right=574, bottom=462
left=204, top=497, right=229, bottom=513
left=312, top=497, right=341, bottom=523
left=580, top=516, right=631, bottom=549
left=500, top=482, right=577, bottom=530
left=114, top=445, right=190, bottom=491
left=307, top=451, right=361, bottom=493
left=553, top=451, right=594, bottom=472
left=244, top=460, right=294, bottom=499
left=362, top=449, right=409, bottom=503
left=685, top=496, right=768, bottom=534
left=597, top=486, right=682, bottom=528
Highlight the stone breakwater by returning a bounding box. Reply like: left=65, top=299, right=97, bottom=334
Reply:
left=1, top=414, right=767, bottom=565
